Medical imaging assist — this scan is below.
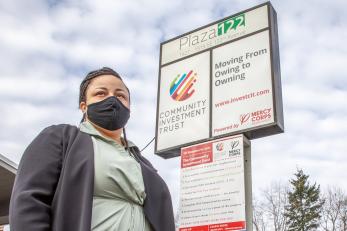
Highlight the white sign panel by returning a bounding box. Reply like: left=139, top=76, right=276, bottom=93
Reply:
left=161, top=5, right=268, bottom=65
left=212, top=30, right=273, bottom=136
left=179, top=135, right=247, bottom=231
left=155, top=2, right=283, bottom=157
left=156, top=52, right=210, bottom=151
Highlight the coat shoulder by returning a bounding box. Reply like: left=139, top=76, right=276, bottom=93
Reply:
left=41, top=123, right=79, bottom=133
left=38, top=124, right=80, bottom=139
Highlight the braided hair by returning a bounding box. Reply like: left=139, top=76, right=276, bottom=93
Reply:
left=79, top=67, right=130, bottom=106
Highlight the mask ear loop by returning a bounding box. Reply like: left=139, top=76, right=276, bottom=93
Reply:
left=80, top=112, right=86, bottom=123
left=122, top=127, right=129, bottom=150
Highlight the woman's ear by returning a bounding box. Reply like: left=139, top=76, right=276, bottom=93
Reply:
left=80, top=101, right=87, bottom=113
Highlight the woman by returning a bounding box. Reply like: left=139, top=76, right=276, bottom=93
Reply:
left=9, top=67, right=175, bottom=231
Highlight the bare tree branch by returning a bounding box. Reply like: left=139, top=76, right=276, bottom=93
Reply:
left=253, top=196, right=267, bottom=231
left=262, top=182, right=289, bottom=231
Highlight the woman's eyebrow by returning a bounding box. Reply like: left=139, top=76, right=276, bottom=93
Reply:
left=115, top=88, right=127, bottom=92
left=93, top=87, right=108, bottom=90
left=92, top=86, right=127, bottom=92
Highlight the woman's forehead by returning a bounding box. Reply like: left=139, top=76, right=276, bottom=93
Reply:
left=88, top=74, right=127, bottom=91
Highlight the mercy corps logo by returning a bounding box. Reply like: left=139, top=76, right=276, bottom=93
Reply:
left=240, top=108, right=272, bottom=125
left=230, top=140, right=239, bottom=150
left=169, top=70, right=197, bottom=101
left=229, top=140, right=240, bottom=156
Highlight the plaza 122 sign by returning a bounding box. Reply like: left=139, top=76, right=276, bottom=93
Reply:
left=155, top=2, right=284, bottom=158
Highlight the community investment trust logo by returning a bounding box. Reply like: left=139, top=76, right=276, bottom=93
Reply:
left=169, top=70, right=197, bottom=101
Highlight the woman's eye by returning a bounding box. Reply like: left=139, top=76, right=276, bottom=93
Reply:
left=96, top=91, right=105, bottom=96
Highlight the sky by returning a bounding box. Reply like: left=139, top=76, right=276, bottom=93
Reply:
left=0, top=0, right=347, bottom=228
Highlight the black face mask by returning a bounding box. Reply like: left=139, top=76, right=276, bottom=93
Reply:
left=86, top=96, right=130, bottom=131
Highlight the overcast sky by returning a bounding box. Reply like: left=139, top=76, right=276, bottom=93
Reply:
left=1, top=0, right=347, bottom=225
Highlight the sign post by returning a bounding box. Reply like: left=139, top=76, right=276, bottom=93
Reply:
left=155, top=2, right=283, bottom=230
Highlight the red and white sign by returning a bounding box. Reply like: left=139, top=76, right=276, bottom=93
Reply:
left=179, top=135, right=247, bottom=231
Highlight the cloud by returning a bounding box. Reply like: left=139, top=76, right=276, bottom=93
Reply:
left=1, top=0, right=347, bottom=226
left=285, top=84, right=347, bottom=115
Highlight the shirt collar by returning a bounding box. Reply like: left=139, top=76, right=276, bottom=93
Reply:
left=79, top=121, right=135, bottom=147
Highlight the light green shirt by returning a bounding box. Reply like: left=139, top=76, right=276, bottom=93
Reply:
left=79, top=121, right=152, bottom=231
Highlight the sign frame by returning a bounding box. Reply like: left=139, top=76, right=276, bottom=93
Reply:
left=155, top=2, right=283, bottom=158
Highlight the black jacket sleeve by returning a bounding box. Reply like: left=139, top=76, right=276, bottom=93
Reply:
left=9, top=125, right=63, bottom=231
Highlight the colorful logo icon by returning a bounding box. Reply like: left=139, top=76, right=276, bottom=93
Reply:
left=170, top=70, right=197, bottom=101
left=216, top=142, right=224, bottom=151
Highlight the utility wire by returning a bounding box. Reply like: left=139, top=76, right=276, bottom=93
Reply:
left=140, top=137, right=155, bottom=152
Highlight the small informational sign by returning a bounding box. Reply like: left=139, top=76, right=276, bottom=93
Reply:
left=179, top=135, right=251, bottom=231
left=155, top=2, right=283, bottom=158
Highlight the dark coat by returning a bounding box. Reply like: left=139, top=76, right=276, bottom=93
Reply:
left=9, top=124, right=175, bottom=231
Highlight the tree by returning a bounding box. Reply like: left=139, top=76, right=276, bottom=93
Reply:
left=284, top=169, right=324, bottom=231
left=253, top=196, right=267, bottom=231
left=320, top=186, right=347, bottom=231
left=339, top=197, right=347, bottom=231
left=321, top=186, right=343, bottom=231
left=262, top=182, right=289, bottom=231
left=253, top=182, right=289, bottom=231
